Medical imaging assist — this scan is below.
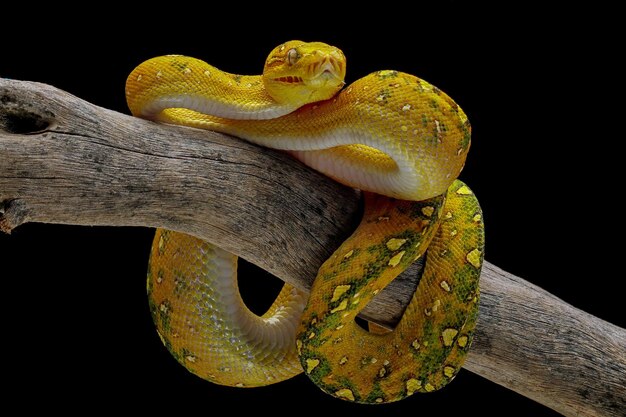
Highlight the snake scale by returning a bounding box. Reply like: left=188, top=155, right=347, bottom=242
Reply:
left=126, top=40, right=484, bottom=404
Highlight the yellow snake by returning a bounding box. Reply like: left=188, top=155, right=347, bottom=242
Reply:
left=126, top=40, right=484, bottom=404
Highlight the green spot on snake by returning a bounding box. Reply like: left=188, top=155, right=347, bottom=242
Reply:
left=421, top=206, right=435, bottom=217
left=466, top=248, right=482, bottom=268
left=457, top=335, right=469, bottom=348
left=405, top=378, right=422, bottom=396
left=388, top=251, right=406, bottom=267
left=306, top=358, right=320, bottom=373
left=377, top=70, right=398, bottom=79
left=330, top=299, right=348, bottom=313
left=456, top=184, right=473, bottom=195
left=443, top=366, right=456, bottom=378
left=330, top=285, right=351, bottom=302
left=442, top=328, right=459, bottom=347
left=335, top=388, right=355, bottom=401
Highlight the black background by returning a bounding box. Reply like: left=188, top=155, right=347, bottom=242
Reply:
left=1, top=3, right=622, bottom=415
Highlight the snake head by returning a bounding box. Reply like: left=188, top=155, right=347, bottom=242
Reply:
left=263, top=40, right=346, bottom=105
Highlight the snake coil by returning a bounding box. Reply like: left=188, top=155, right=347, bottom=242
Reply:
left=126, top=40, right=484, bottom=404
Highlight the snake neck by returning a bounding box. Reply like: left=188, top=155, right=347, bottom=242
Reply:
left=126, top=55, right=302, bottom=120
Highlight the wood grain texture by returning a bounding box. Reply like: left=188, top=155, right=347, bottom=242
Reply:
left=1, top=78, right=624, bottom=416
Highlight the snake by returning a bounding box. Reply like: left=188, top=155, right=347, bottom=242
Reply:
left=126, top=40, right=484, bottom=404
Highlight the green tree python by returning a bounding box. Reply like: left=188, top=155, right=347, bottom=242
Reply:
left=125, top=40, right=484, bottom=404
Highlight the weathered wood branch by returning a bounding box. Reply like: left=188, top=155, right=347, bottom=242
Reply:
left=1, top=78, right=624, bottom=416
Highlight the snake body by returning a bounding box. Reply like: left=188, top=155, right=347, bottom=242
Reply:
left=126, top=41, right=484, bottom=403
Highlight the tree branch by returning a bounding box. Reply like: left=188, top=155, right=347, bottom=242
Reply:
left=1, top=78, right=624, bottom=416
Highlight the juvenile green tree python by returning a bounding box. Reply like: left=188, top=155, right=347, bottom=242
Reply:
left=126, top=41, right=484, bottom=404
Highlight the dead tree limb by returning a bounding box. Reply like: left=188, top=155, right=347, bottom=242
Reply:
left=1, top=78, right=624, bottom=416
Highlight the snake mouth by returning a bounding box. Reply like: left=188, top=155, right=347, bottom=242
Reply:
left=273, top=75, right=304, bottom=83
left=272, top=54, right=344, bottom=87
left=272, top=70, right=342, bottom=87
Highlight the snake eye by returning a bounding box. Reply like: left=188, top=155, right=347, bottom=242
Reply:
left=287, top=48, right=298, bottom=65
